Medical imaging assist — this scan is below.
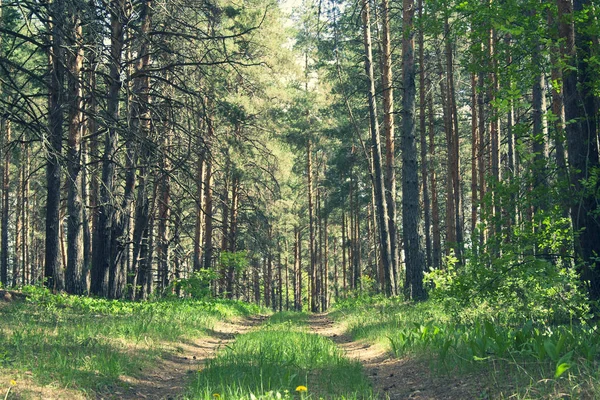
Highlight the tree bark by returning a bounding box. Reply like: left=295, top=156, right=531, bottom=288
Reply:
left=381, top=0, right=399, bottom=294
left=558, top=0, right=600, bottom=300
left=66, top=3, right=85, bottom=294
left=402, top=0, right=427, bottom=300
left=361, top=0, right=394, bottom=296
left=91, top=0, right=125, bottom=296
left=45, top=0, right=66, bottom=291
left=418, top=1, right=432, bottom=268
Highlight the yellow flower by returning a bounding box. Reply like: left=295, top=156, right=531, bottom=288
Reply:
left=295, top=386, right=307, bottom=392
left=213, top=394, right=220, bottom=398
left=10, top=379, right=17, bottom=386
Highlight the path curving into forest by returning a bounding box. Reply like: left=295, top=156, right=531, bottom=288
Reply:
left=307, top=314, right=488, bottom=400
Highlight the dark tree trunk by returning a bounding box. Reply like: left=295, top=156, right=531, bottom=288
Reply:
left=45, top=0, right=65, bottom=291
left=558, top=0, right=600, bottom=300
left=401, top=0, right=426, bottom=300
left=66, top=5, right=85, bottom=295
left=91, top=0, right=125, bottom=296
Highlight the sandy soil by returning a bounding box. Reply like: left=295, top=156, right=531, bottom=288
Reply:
left=108, top=315, right=267, bottom=400
left=307, top=314, right=492, bottom=400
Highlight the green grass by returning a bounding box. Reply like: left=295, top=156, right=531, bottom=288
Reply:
left=330, top=295, right=600, bottom=399
left=0, top=286, right=266, bottom=397
left=186, top=312, right=376, bottom=399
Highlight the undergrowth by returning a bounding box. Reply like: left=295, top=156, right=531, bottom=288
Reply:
left=0, top=286, right=266, bottom=398
left=331, top=295, right=600, bottom=399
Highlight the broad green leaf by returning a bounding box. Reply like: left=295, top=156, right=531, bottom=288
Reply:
left=554, top=362, right=570, bottom=378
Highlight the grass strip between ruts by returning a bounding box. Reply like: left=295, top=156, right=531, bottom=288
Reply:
left=186, top=312, right=378, bottom=400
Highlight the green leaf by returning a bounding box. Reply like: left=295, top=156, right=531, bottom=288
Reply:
left=544, top=340, right=558, bottom=362
left=554, top=362, right=570, bottom=378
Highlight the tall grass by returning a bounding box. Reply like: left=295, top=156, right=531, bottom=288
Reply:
left=0, top=286, right=266, bottom=397
left=331, top=295, right=600, bottom=399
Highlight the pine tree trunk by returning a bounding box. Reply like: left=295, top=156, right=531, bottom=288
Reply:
left=445, top=20, right=464, bottom=259
left=418, top=1, right=432, bottom=268
left=558, top=0, right=600, bottom=300
left=401, top=0, right=426, bottom=300
left=381, top=0, right=398, bottom=294
left=428, top=84, right=442, bottom=269
left=91, top=0, right=125, bottom=296
left=307, top=139, right=317, bottom=311
left=45, top=0, right=65, bottom=291
left=471, top=72, right=479, bottom=235
left=66, top=5, right=85, bottom=295
left=361, top=0, right=394, bottom=296
left=294, top=226, right=302, bottom=311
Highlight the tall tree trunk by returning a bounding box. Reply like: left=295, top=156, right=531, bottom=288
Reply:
left=547, top=11, right=568, bottom=184
left=437, top=52, right=456, bottom=252
left=21, top=143, right=29, bottom=285
left=203, top=153, right=213, bottom=271
left=402, top=0, right=426, bottom=299
left=427, top=88, right=442, bottom=269
left=157, top=129, right=171, bottom=292
left=307, top=139, right=317, bottom=311
left=1, top=120, right=9, bottom=287
left=418, top=1, right=432, bottom=268
left=294, top=226, right=302, bottom=311
left=471, top=72, right=479, bottom=235
left=45, top=0, right=65, bottom=291
left=504, top=35, right=517, bottom=234
left=194, top=152, right=205, bottom=272
left=558, top=0, right=600, bottom=300
left=381, top=0, right=399, bottom=293
left=91, top=0, right=125, bottom=296
left=226, top=173, right=239, bottom=298
left=341, top=211, right=347, bottom=292
left=489, top=23, right=501, bottom=237
left=362, top=0, right=394, bottom=296
left=445, top=20, right=464, bottom=259
left=66, top=5, right=85, bottom=294
left=532, top=11, right=549, bottom=216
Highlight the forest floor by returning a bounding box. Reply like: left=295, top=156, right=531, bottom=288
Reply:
left=1, top=300, right=498, bottom=400
left=108, top=315, right=268, bottom=400
left=113, top=313, right=490, bottom=400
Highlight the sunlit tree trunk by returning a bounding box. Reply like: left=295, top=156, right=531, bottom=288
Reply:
left=381, top=0, right=398, bottom=293
left=418, top=1, right=432, bottom=268
left=66, top=4, right=85, bottom=294
left=428, top=82, right=442, bottom=269
left=361, top=0, right=394, bottom=296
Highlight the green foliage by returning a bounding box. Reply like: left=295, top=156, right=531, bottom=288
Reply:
left=220, top=251, right=250, bottom=272
left=426, top=172, right=588, bottom=325
left=333, top=296, right=600, bottom=397
left=170, top=269, right=218, bottom=299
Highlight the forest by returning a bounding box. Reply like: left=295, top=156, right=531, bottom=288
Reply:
left=0, top=0, right=600, bottom=397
